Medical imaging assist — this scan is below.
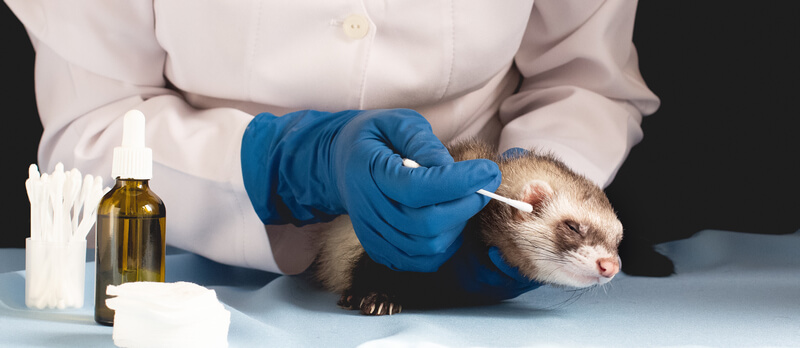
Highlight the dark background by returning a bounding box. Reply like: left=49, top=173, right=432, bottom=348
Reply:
left=605, top=2, right=799, bottom=274
left=2, top=1, right=42, bottom=247
left=2, top=3, right=798, bottom=271
left=607, top=3, right=799, bottom=245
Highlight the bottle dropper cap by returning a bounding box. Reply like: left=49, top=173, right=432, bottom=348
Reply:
left=111, top=110, right=153, bottom=180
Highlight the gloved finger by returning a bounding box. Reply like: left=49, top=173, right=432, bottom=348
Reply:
left=354, top=217, right=462, bottom=272
left=377, top=219, right=466, bottom=257
left=346, top=182, right=481, bottom=240
left=373, top=153, right=501, bottom=208
left=375, top=188, right=493, bottom=237
left=370, top=109, right=455, bottom=168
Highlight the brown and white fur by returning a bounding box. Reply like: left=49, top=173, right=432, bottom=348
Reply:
left=311, top=140, right=623, bottom=315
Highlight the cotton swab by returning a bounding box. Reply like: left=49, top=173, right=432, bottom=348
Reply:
left=49, top=163, right=66, bottom=242
left=62, top=168, right=81, bottom=241
left=401, top=158, right=534, bottom=213
left=73, top=176, right=107, bottom=242
left=25, top=163, right=108, bottom=242
left=26, top=165, right=41, bottom=240
left=75, top=175, right=94, bottom=236
left=474, top=189, right=533, bottom=213
left=73, top=173, right=92, bottom=234
left=39, top=173, right=51, bottom=241
left=68, top=169, right=82, bottom=229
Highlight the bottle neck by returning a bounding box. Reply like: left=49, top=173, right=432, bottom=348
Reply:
left=115, top=177, right=150, bottom=189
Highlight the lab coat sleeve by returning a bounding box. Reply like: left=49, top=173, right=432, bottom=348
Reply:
left=5, top=0, right=280, bottom=272
left=499, top=0, right=660, bottom=188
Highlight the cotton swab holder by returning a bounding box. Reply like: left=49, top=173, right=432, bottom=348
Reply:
left=24, top=163, right=107, bottom=310
left=25, top=238, right=86, bottom=309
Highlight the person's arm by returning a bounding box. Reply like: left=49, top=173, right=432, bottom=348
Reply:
left=6, top=0, right=277, bottom=271
left=499, top=0, right=660, bottom=188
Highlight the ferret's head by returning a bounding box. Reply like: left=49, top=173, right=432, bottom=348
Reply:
left=481, top=153, right=623, bottom=288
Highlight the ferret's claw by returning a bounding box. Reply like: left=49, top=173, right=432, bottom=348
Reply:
left=339, top=290, right=402, bottom=316
left=337, top=293, right=361, bottom=310
left=357, top=292, right=402, bottom=316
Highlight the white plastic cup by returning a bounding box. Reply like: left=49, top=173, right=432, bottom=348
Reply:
left=25, top=238, right=87, bottom=309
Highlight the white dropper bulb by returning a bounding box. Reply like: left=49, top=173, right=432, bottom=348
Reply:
left=111, top=110, right=153, bottom=180
left=122, top=110, right=146, bottom=148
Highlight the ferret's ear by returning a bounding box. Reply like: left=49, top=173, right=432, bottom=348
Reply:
left=519, top=180, right=554, bottom=211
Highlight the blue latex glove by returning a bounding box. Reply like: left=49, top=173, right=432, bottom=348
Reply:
left=241, top=109, right=501, bottom=272
left=435, top=237, right=543, bottom=304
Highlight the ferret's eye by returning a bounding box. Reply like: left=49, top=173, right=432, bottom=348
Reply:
left=565, top=221, right=583, bottom=236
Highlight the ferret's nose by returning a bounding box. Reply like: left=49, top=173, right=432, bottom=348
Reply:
left=597, top=257, right=619, bottom=278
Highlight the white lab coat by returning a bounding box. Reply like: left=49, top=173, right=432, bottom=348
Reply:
left=6, top=0, right=659, bottom=274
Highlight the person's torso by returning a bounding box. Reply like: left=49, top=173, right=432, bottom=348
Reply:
left=154, top=0, right=534, bottom=114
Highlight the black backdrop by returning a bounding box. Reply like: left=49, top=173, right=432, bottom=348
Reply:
left=2, top=3, right=798, bottom=273
left=2, top=1, right=41, bottom=248
left=606, top=2, right=799, bottom=261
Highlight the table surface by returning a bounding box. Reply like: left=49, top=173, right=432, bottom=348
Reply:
left=1, top=229, right=799, bottom=347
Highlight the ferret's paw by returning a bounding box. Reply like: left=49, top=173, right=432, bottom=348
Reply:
left=337, top=292, right=361, bottom=310
left=359, top=292, right=402, bottom=316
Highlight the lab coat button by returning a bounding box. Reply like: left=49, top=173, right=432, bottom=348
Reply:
left=343, top=14, right=370, bottom=39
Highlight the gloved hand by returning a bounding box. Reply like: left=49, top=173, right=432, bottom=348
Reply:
left=436, top=239, right=543, bottom=304
left=241, top=109, right=501, bottom=272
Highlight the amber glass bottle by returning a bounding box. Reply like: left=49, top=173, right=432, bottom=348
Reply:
left=94, top=179, right=165, bottom=325
left=95, top=110, right=166, bottom=326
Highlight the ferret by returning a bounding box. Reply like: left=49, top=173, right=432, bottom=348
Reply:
left=311, top=140, right=623, bottom=315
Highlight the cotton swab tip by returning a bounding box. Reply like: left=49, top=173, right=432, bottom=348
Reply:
left=29, top=164, right=40, bottom=180
left=476, top=189, right=533, bottom=213
left=402, top=158, right=421, bottom=168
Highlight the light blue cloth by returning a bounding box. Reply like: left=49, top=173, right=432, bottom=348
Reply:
left=1, top=230, right=798, bottom=347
